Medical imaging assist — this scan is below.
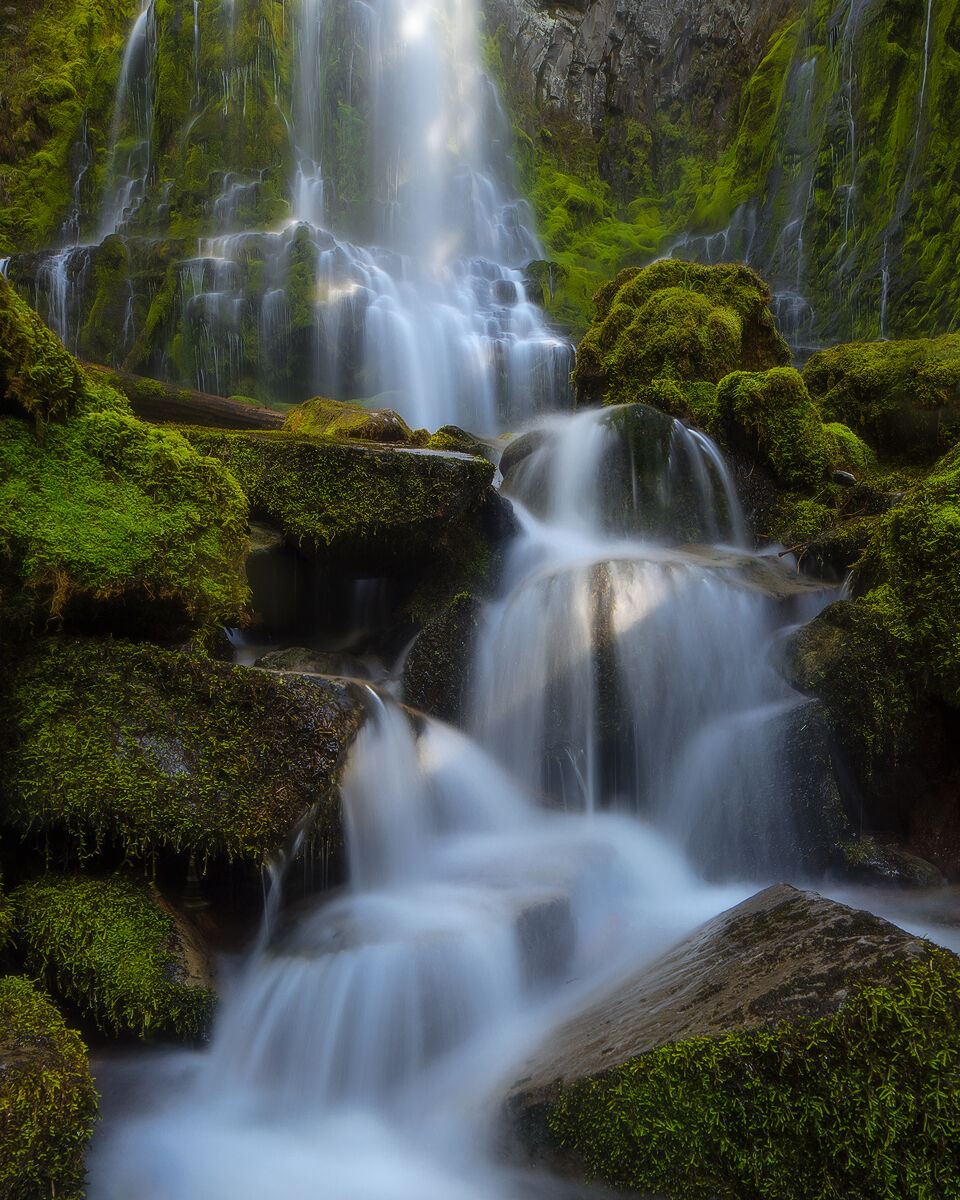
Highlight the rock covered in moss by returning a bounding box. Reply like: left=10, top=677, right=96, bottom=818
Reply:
left=181, top=427, right=504, bottom=573
left=11, top=875, right=214, bottom=1039
left=402, top=592, right=482, bottom=722
left=0, top=283, right=250, bottom=635
left=714, top=367, right=829, bottom=489
left=1, top=638, right=365, bottom=865
left=0, top=975, right=97, bottom=1200
left=803, top=334, right=960, bottom=461
left=509, top=885, right=960, bottom=1200
left=572, top=261, right=790, bottom=406
left=283, top=395, right=414, bottom=443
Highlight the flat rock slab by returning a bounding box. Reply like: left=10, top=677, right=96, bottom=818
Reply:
left=510, top=883, right=930, bottom=1106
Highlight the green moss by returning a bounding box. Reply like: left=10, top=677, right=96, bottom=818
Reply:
left=1, top=637, right=364, bottom=866
left=824, top=421, right=877, bottom=476
left=804, top=335, right=960, bottom=462
left=181, top=427, right=497, bottom=568
left=572, top=261, right=790, bottom=408
left=0, top=870, right=12, bottom=953
left=0, top=975, right=97, bottom=1200
left=283, top=395, right=413, bottom=443
left=12, top=875, right=213, bottom=1039
left=715, top=368, right=830, bottom=489
left=549, top=947, right=960, bottom=1200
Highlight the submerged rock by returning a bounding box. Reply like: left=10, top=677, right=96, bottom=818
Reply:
left=11, top=875, right=215, bottom=1040
left=0, top=976, right=97, bottom=1200
left=507, top=884, right=960, bottom=1198
left=0, top=638, right=365, bottom=867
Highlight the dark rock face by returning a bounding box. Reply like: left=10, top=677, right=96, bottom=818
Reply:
left=483, top=0, right=798, bottom=138
left=402, top=592, right=482, bottom=723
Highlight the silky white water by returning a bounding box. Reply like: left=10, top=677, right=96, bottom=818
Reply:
left=89, top=399, right=835, bottom=1199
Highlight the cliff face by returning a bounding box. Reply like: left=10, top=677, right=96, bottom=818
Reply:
left=483, top=0, right=798, bottom=142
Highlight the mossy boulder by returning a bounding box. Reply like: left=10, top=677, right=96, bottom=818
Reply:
left=784, top=442, right=960, bottom=850
left=0, top=638, right=365, bottom=866
left=510, top=886, right=960, bottom=1200
left=803, top=335, right=960, bottom=462
left=402, top=592, right=482, bottom=723
left=0, top=976, right=97, bottom=1200
left=714, top=368, right=830, bottom=490
left=180, top=428, right=505, bottom=575
left=11, top=875, right=214, bottom=1039
left=283, top=395, right=414, bottom=443
left=572, top=261, right=791, bottom=407
left=0, top=282, right=250, bottom=634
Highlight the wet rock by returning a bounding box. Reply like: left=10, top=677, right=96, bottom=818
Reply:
left=0, top=638, right=366, bottom=868
left=506, top=885, right=959, bottom=1196
left=255, top=646, right=378, bottom=680
left=402, top=592, right=482, bottom=722
left=283, top=395, right=414, bottom=443
left=839, top=839, right=947, bottom=889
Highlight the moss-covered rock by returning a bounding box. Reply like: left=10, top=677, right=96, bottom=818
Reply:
left=0, top=638, right=365, bottom=865
left=283, top=395, right=414, bottom=443
left=402, top=592, right=481, bottom=723
left=714, top=368, right=830, bottom=490
left=804, top=335, right=960, bottom=462
left=511, top=886, right=960, bottom=1200
left=0, top=281, right=250, bottom=634
left=180, top=427, right=503, bottom=575
left=11, top=874, right=214, bottom=1039
left=0, top=975, right=97, bottom=1200
left=571, top=261, right=791, bottom=407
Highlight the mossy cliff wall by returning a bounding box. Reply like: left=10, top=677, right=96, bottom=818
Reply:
left=487, top=0, right=960, bottom=345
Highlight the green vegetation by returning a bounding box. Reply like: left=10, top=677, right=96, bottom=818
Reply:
left=12, top=874, right=213, bottom=1038
left=804, top=335, right=960, bottom=462
left=715, top=368, right=829, bottom=489
left=181, top=427, right=497, bottom=569
left=283, top=395, right=414, bottom=443
left=572, top=261, right=790, bottom=408
left=0, top=975, right=97, bottom=1200
left=0, top=277, right=249, bottom=632
left=549, top=947, right=960, bottom=1200
left=1, top=637, right=363, bottom=865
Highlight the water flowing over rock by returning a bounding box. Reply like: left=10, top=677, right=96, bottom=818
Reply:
left=4, top=0, right=573, bottom=428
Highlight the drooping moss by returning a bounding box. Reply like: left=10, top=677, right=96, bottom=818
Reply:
left=1, top=637, right=364, bottom=865
left=0, top=975, right=97, bottom=1200
left=804, top=334, right=960, bottom=462
left=549, top=947, right=960, bottom=1200
left=715, top=368, right=830, bottom=489
left=12, top=874, right=214, bottom=1039
left=572, top=261, right=790, bottom=408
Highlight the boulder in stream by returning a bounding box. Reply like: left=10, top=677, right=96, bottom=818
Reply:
left=506, top=884, right=960, bottom=1198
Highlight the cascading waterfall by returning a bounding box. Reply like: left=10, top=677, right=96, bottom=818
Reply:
left=90, top=400, right=834, bottom=1197
left=14, top=0, right=571, bottom=428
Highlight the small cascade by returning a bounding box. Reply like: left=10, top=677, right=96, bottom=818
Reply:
left=473, top=407, right=829, bottom=876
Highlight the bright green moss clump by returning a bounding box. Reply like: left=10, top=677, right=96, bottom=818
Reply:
left=12, top=875, right=214, bottom=1039
left=803, top=335, right=960, bottom=462
left=0, top=975, right=97, bottom=1200
left=1, top=637, right=364, bottom=865
left=549, top=947, right=960, bottom=1200
left=0, top=279, right=249, bottom=632
left=715, top=368, right=830, bottom=489
left=572, top=261, right=790, bottom=408
left=282, top=395, right=414, bottom=443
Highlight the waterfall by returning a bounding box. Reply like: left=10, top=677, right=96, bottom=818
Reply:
left=13, top=0, right=571, bottom=427
left=89, top=398, right=835, bottom=1197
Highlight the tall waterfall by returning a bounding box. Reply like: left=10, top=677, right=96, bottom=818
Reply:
left=7, top=0, right=571, bottom=428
